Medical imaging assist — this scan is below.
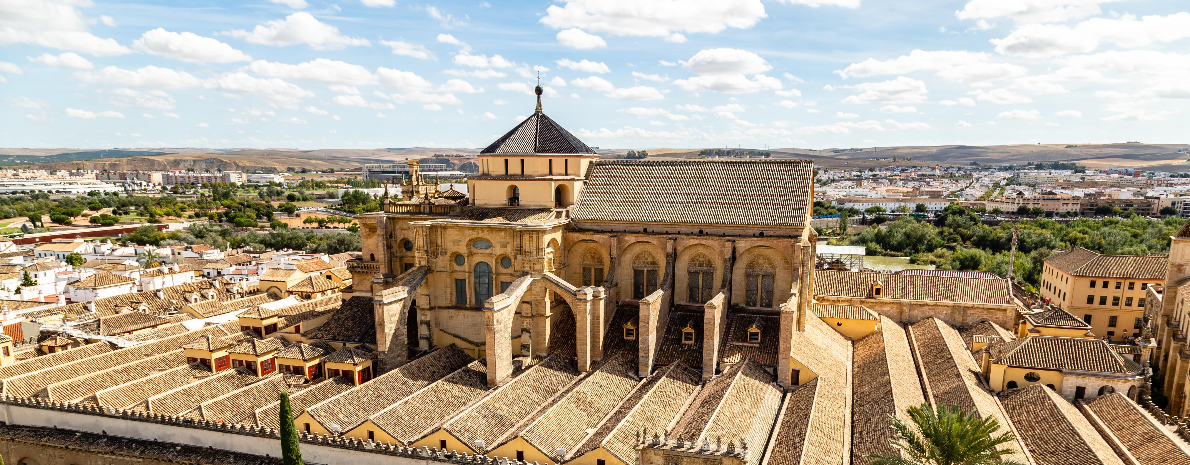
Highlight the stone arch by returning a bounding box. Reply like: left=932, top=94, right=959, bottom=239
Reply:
left=506, top=185, right=520, bottom=206
left=631, top=250, right=661, bottom=300
left=554, top=184, right=571, bottom=208
left=567, top=241, right=609, bottom=287
left=546, top=238, right=561, bottom=272
left=1128, top=385, right=1137, bottom=398
left=474, top=261, right=493, bottom=305
left=1098, top=385, right=1114, bottom=396
left=617, top=241, right=665, bottom=302
left=732, top=246, right=792, bottom=309
left=676, top=244, right=720, bottom=305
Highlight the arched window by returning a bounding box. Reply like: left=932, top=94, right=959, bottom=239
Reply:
left=581, top=248, right=605, bottom=287
left=474, top=262, right=493, bottom=305
left=1006, top=381, right=1018, bottom=389
left=507, top=185, right=520, bottom=206
left=402, top=240, right=413, bottom=252
left=687, top=253, right=715, bottom=303
left=554, top=185, right=569, bottom=208
left=632, top=251, right=660, bottom=300
left=1024, top=372, right=1041, bottom=382
left=745, top=255, right=776, bottom=308
left=1127, top=385, right=1137, bottom=398
left=1098, top=385, right=1114, bottom=396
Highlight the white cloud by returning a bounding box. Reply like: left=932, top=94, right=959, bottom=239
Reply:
left=1011, top=76, right=1069, bottom=94
left=835, top=111, right=859, bottom=118
left=306, top=106, right=328, bottom=115
left=674, top=104, right=709, bottom=112
left=541, top=0, right=766, bottom=38
left=841, top=76, right=928, bottom=104
left=444, top=68, right=507, bottom=79
left=196, top=122, right=209, bottom=127
left=991, top=13, right=1190, bottom=59
left=133, top=28, right=251, bottom=63
left=280, top=117, right=307, bottom=124
left=141, top=113, right=154, bottom=118
left=207, top=72, right=315, bottom=107
left=990, top=23, right=1096, bottom=57
left=664, top=33, right=687, bottom=43
left=27, top=52, right=93, bottom=69
left=163, top=112, right=180, bottom=118
left=885, top=119, right=931, bottom=129
left=0, top=62, right=23, bottom=76
left=362, top=0, right=395, bottom=7
left=969, top=88, right=1032, bottom=104
left=107, top=88, right=176, bottom=110
left=437, top=34, right=465, bottom=47
left=939, top=97, right=976, bottom=106
left=955, top=0, right=1123, bottom=23
left=380, top=40, right=434, bottom=60
left=425, top=5, right=465, bottom=26
left=795, top=120, right=886, bottom=134
left=249, top=59, right=377, bottom=85
left=674, top=74, right=781, bottom=94
left=493, top=99, right=508, bottom=105
left=423, top=103, right=443, bottom=111
left=571, top=76, right=615, bottom=92
left=659, top=60, right=677, bottom=67
left=685, top=48, right=770, bottom=75
left=224, top=12, right=370, bottom=49
left=375, top=112, right=387, bottom=118
left=776, top=0, right=860, bottom=7
left=837, top=50, right=1025, bottom=83
left=100, top=15, right=117, bottom=26
left=607, top=86, right=664, bottom=100
left=75, top=65, right=205, bottom=88
left=549, top=76, right=567, bottom=87
left=453, top=53, right=514, bottom=68
left=376, top=68, right=432, bottom=91
left=439, top=79, right=483, bottom=94
left=777, top=100, right=799, bottom=108
left=65, top=108, right=124, bottom=119
left=271, top=0, right=309, bottom=8
left=621, top=107, right=669, bottom=116
left=880, top=105, right=917, bottom=113
left=775, top=89, right=802, bottom=97
left=631, top=71, right=668, bottom=82
left=1055, top=109, right=1081, bottom=117
left=556, top=58, right=609, bottom=73
left=996, top=109, right=1041, bottom=120
left=1102, top=109, right=1170, bottom=121
left=332, top=94, right=369, bottom=107
left=956, top=120, right=973, bottom=127
left=481, top=112, right=497, bottom=120
left=555, top=28, right=607, bottom=49
left=498, top=82, right=536, bottom=95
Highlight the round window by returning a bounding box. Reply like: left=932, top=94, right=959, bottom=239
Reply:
left=454, top=254, right=465, bottom=266
left=500, top=257, right=512, bottom=269
left=403, top=240, right=413, bottom=252
left=472, top=240, right=493, bottom=250
left=1024, top=372, right=1041, bottom=382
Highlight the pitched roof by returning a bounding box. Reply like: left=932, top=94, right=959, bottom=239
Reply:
left=569, top=362, right=701, bottom=465
left=141, top=368, right=260, bottom=416
left=572, top=160, right=815, bottom=227
left=275, top=342, right=326, bottom=361
left=288, top=275, right=341, bottom=293
left=654, top=311, right=704, bottom=369
left=305, top=345, right=474, bottom=433
left=849, top=317, right=927, bottom=465
left=450, top=208, right=562, bottom=224
left=989, top=336, right=1141, bottom=374
left=814, top=270, right=1015, bottom=306
left=1024, top=306, right=1093, bottom=330
left=182, top=334, right=233, bottom=351
left=1045, top=247, right=1168, bottom=280
left=718, top=314, right=781, bottom=367
left=813, top=303, right=877, bottom=320
left=43, top=350, right=185, bottom=402
left=70, top=271, right=137, bottom=289
left=516, top=358, right=641, bottom=461
left=669, top=359, right=784, bottom=461
left=254, top=376, right=356, bottom=430
left=259, top=268, right=305, bottom=282
left=294, top=259, right=333, bottom=273
left=959, top=320, right=1016, bottom=351
left=22, top=261, right=60, bottom=273
left=480, top=109, right=595, bottom=155
left=444, top=354, right=580, bottom=453
left=1082, top=392, right=1190, bottom=464
left=302, top=296, right=376, bottom=344
left=369, top=360, right=491, bottom=445
left=93, top=364, right=215, bottom=409
left=227, top=337, right=285, bottom=356
left=185, top=375, right=287, bottom=425
left=34, top=241, right=85, bottom=252
left=1000, top=385, right=1125, bottom=465
left=93, top=311, right=172, bottom=336
left=322, top=345, right=374, bottom=365
left=896, top=269, right=1003, bottom=279
left=0, top=342, right=114, bottom=381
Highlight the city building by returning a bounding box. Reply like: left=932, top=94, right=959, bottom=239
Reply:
left=1040, top=247, right=1166, bottom=341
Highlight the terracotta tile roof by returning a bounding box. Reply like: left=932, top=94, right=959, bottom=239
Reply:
left=1024, top=306, right=1093, bottom=330
left=569, top=362, right=701, bottom=465
left=1001, top=385, right=1125, bottom=465
left=254, top=376, right=356, bottom=429
left=70, top=271, right=137, bottom=289
left=849, top=317, right=927, bottom=465
left=815, top=270, right=1015, bottom=305
left=238, top=305, right=278, bottom=319
left=43, top=350, right=186, bottom=402
left=302, top=296, right=376, bottom=344
left=140, top=266, right=190, bottom=278
left=369, top=360, right=491, bottom=445
left=669, top=359, right=783, bottom=455
left=82, top=258, right=133, bottom=269
left=275, top=342, right=327, bottom=361
left=907, top=318, right=1028, bottom=461
left=0, top=342, right=113, bottom=381
left=1082, top=392, right=1190, bottom=464
left=480, top=110, right=595, bottom=154
left=444, top=354, right=580, bottom=453
left=322, top=345, right=374, bottom=365
left=181, top=334, right=233, bottom=351
left=227, top=337, right=286, bottom=356
left=763, top=378, right=819, bottom=465
left=326, top=266, right=352, bottom=282
left=0, top=299, right=48, bottom=311
left=92, top=311, right=172, bottom=336
left=259, top=268, right=305, bottom=282
left=22, top=261, right=61, bottom=273
left=294, top=259, right=333, bottom=273
left=55, top=279, right=236, bottom=318
left=599, top=304, right=640, bottom=361
left=93, top=263, right=141, bottom=272
left=764, top=307, right=853, bottom=465
left=93, top=364, right=215, bottom=409
left=141, top=367, right=260, bottom=415
left=288, top=275, right=341, bottom=293
left=185, top=374, right=288, bottom=425
left=0, top=423, right=282, bottom=464
left=572, top=160, right=815, bottom=227
left=989, top=336, right=1141, bottom=374
left=34, top=241, right=85, bottom=252
left=896, top=269, right=1002, bottom=279
left=305, top=345, right=474, bottom=433
left=188, top=293, right=277, bottom=318
left=654, top=311, right=704, bottom=369
left=960, top=320, right=1016, bottom=351
left=718, top=314, right=781, bottom=367
left=516, top=357, right=641, bottom=461
left=450, top=207, right=562, bottom=224
left=813, top=303, right=877, bottom=320
left=1045, top=247, right=1168, bottom=280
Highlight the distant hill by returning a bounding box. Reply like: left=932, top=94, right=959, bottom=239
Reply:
left=0, top=150, right=167, bottom=165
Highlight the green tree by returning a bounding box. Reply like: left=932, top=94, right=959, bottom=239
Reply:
left=137, top=249, right=162, bottom=269
left=20, top=270, right=36, bottom=287
left=866, top=206, right=887, bottom=215
left=869, top=403, right=1024, bottom=465
left=279, top=203, right=298, bottom=215
left=894, top=204, right=911, bottom=214
left=64, top=252, right=85, bottom=268
left=838, top=213, right=849, bottom=235
left=1161, top=206, right=1179, bottom=216
left=915, top=203, right=928, bottom=214
left=279, top=391, right=304, bottom=465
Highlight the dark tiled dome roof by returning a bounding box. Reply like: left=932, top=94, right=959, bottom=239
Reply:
left=481, top=110, right=596, bottom=155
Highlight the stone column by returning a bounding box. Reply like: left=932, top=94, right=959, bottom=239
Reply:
left=372, top=274, right=409, bottom=373
left=637, top=289, right=666, bottom=377
left=590, top=287, right=607, bottom=362
left=575, top=287, right=593, bottom=372
left=777, top=294, right=799, bottom=388
left=702, top=292, right=727, bottom=381
left=484, top=299, right=516, bottom=387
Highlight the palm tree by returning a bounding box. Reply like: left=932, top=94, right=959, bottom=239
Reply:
left=137, top=249, right=162, bottom=269
left=869, top=404, right=1024, bottom=465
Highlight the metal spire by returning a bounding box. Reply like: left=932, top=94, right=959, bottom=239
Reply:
left=534, top=71, right=543, bottom=113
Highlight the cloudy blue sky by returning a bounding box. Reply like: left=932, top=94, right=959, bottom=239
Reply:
left=1, top=0, right=1187, bottom=150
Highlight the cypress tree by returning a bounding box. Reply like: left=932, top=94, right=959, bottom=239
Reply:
left=279, top=390, right=303, bottom=465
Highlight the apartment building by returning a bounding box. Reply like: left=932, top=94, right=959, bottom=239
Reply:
left=986, top=190, right=1081, bottom=215
left=1040, top=247, right=1167, bottom=342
